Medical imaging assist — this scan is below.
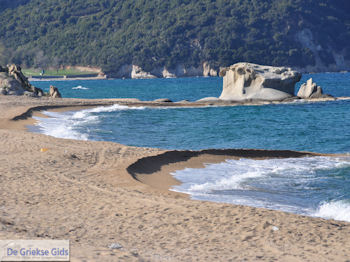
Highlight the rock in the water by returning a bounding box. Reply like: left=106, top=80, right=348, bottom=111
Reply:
left=219, top=63, right=302, bottom=101
left=297, top=78, right=331, bottom=99
left=49, top=85, right=62, bottom=98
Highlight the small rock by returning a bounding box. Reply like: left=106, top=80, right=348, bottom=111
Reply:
left=108, top=243, right=123, bottom=250
left=68, top=154, right=79, bottom=160
left=272, top=226, right=279, bottom=231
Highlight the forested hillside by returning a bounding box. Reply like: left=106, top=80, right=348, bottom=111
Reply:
left=0, top=0, right=349, bottom=76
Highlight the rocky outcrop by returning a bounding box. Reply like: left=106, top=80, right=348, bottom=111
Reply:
left=297, top=78, right=332, bottom=99
left=131, top=65, right=157, bottom=79
left=49, top=85, right=62, bottom=98
left=203, top=62, right=218, bottom=77
left=0, top=72, right=24, bottom=95
left=6, top=64, right=44, bottom=96
left=219, top=63, right=302, bottom=101
left=110, top=62, right=218, bottom=79
left=161, top=68, right=176, bottom=78
left=0, top=64, right=60, bottom=97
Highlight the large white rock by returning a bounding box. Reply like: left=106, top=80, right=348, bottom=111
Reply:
left=219, top=63, right=302, bottom=101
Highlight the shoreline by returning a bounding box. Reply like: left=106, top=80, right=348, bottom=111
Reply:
left=127, top=149, right=326, bottom=194
left=28, top=105, right=347, bottom=193
left=27, top=70, right=350, bottom=82
left=1, top=96, right=350, bottom=261
left=29, top=76, right=108, bottom=81
left=30, top=105, right=349, bottom=195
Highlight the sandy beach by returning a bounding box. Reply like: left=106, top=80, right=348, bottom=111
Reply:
left=1, top=96, right=350, bottom=261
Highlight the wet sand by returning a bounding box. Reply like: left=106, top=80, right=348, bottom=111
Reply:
left=1, top=96, right=350, bottom=261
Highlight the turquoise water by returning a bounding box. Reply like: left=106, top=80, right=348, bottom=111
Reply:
left=32, top=73, right=350, bottom=153
left=31, top=73, right=350, bottom=221
left=32, top=73, right=350, bottom=101
left=33, top=77, right=222, bottom=101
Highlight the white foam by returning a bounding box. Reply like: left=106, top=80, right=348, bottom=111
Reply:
left=172, top=157, right=349, bottom=193
left=32, top=104, right=145, bottom=140
left=72, top=85, right=89, bottom=90
left=313, top=200, right=350, bottom=222
left=171, top=156, right=350, bottom=221
left=33, top=112, right=90, bottom=140
left=88, top=104, right=146, bottom=113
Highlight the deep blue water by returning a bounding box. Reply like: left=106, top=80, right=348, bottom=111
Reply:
left=33, top=77, right=222, bottom=101
left=32, top=72, right=350, bottom=101
left=32, top=73, right=350, bottom=153
left=31, top=73, right=350, bottom=221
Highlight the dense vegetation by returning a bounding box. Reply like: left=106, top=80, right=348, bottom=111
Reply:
left=0, top=0, right=349, bottom=76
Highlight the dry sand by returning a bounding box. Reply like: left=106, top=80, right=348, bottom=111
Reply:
left=1, top=96, right=350, bottom=261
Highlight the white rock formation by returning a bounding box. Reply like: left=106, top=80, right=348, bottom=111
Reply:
left=203, top=62, right=218, bottom=77
left=162, top=68, right=176, bottom=78
left=112, top=62, right=218, bottom=78
left=219, top=63, right=302, bottom=101
left=131, top=65, right=157, bottom=79
left=297, top=78, right=324, bottom=98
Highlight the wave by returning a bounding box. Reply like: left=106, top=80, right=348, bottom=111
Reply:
left=313, top=200, right=350, bottom=222
left=33, top=111, right=91, bottom=140
left=32, top=104, right=146, bottom=140
left=72, top=85, right=89, bottom=90
left=71, top=104, right=146, bottom=120
left=171, top=156, right=350, bottom=222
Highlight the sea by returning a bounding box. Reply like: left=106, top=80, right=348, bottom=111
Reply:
left=31, top=72, right=350, bottom=222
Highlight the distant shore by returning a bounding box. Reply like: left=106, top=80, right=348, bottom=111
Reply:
left=28, top=75, right=107, bottom=81
left=26, top=70, right=350, bottom=82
